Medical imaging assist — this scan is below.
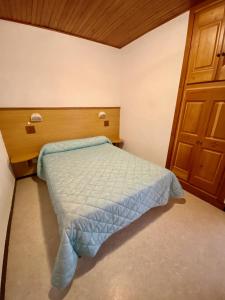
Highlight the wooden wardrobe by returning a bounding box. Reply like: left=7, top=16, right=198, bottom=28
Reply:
left=167, top=0, right=225, bottom=210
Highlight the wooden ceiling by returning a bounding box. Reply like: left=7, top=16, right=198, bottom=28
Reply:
left=0, top=0, right=204, bottom=48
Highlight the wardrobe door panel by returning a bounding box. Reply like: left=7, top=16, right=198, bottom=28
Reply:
left=181, top=101, right=203, bottom=134
left=187, top=3, right=225, bottom=84
left=189, top=90, right=225, bottom=195
left=189, top=148, right=225, bottom=194
left=172, top=142, right=194, bottom=180
left=206, top=101, right=225, bottom=141
left=171, top=90, right=209, bottom=181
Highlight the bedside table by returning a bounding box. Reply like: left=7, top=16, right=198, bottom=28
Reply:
left=10, top=152, right=39, bottom=179
left=112, top=139, right=124, bottom=148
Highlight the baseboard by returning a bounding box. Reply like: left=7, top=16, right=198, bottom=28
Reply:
left=0, top=182, right=17, bottom=300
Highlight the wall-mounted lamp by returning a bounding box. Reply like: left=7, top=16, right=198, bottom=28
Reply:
left=30, top=113, right=43, bottom=122
left=98, top=111, right=106, bottom=119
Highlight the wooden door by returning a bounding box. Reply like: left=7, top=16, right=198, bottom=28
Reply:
left=171, top=89, right=210, bottom=181
left=216, top=33, right=225, bottom=80
left=187, top=2, right=225, bottom=84
left=189, top=87, right=225, bottom=194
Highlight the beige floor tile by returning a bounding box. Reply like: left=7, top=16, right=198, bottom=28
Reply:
left=5, top=176, right=225, bottom=300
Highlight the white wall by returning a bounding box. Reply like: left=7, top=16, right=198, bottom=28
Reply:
left=120, top=12, right=189, bottom=166
left=0, top=132, right=15, bottom=282
left=0, top=20, right=120, bottom=107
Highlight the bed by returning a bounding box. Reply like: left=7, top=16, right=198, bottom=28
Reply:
left=37, top=136, right=183, bottom=288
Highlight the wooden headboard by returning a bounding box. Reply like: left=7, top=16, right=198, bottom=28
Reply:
left=0, top=107, right=120, bottom=159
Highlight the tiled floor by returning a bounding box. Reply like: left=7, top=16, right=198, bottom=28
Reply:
left=5, top=176, right=225, bottom=300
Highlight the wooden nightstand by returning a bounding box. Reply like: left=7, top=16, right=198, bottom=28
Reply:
left=112, top=139, right=124, bottom=148
left=10, top=152, right=39, bottom=179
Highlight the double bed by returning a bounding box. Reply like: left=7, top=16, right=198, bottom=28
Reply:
left=37, top=136, right=183, bottom=288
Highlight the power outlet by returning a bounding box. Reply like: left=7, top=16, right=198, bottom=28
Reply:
left=25, top=125, right=36, bottom=134
left=104, top=120, right=109, bottom=127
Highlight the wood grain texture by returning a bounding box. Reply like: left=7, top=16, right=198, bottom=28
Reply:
left=186, top=1, right=225, bottom=83
left=10, top=152, right=39, bottom=163
left=166, top=0, right=225, bottom=209
left=171, top=86, right=225, bottom=197
left=188, top=87, right=225, bottom=195
left=0, top=0, right=204, bottom=48
left=179, top=178, right=224, bottom=209
left=0, top=107, right=120, bottom=159
left=166, top=0, right=225, bottom=172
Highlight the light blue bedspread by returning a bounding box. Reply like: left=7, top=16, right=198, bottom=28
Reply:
left=37, top=136, right=183, bottom=288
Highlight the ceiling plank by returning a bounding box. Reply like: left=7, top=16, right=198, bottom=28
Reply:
left=0, top=0, right=205, bottom=48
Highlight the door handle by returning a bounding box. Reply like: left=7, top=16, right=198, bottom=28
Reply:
left=216, top=52, right=225, bottom=57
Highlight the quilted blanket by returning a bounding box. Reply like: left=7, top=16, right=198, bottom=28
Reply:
left=37, top=136, right=183, bottom=288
